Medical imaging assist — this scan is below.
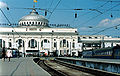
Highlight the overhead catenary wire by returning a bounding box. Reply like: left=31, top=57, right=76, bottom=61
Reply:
left=92, top=24, right=120, bottom=35
left=0, top=8, right=21, bottom=38
left=48, top=0, right=54, bottom=10
left=79, top=2, right=120, bottom=26
left=72, top=1, right=109, bottom=28
left=48, top=0, right=62, bottom=19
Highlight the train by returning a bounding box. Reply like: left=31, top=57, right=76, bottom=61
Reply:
left=0, top=48, right=2, bottom=58
left=82, top=45, right=120, bottom=59
left=0, top=48, right=20, bottom=58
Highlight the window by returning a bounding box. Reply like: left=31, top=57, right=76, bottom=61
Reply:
left=83, top=37, right=86, bottom=39
left=9, top=42, right=12, bottom=47
left=95, top=37, right=98, bottom=39
left=28, top=39, right=37, bottom=48
left=32, top=22, right=34, bottom=25
left=38, top=22, right=40, bottom=25
left=18, top=39, right=22, bottom=47
left=60, top=41, right=62, bottom=47
left=63, top=39, right=66, bottom=47
left=3, top=40, right=5, bottom=48
left=54, top=42, right=57, bottom=47
left=24, top=22, right=25, bottom=25
left=44, top=39, right=47, bottom=43
left=78, top=37, right=81, bottom=43
left=29, top=22, right=31, bottom=24
left=72, top=42, right=75, bottom=48
left=41, top=41, right=43, bottom=47
left=0, top=39, right=2, bottom=48
left=89, top=37, right=92, bottom=39
left=67, top=41, right=69, bottom=48
left=60, top=39, right=69, bottom=48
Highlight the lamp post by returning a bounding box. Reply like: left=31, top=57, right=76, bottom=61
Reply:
left=12, top=30, right=14, bottom=48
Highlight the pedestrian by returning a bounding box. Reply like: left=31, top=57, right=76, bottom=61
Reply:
left=2, top=47, right=6, bottom=61
left=7, top=50, right=12, bottom=61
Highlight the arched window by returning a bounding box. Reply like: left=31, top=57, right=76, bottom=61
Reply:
left=29, top=22, right=31, bottom=24
left=8, top=42, right=12, bottom=47
left=36, top=22, right=37, bottom=25
left=41, top=39, right=50, bottom=47
left=60, top=41, right=62, bottom=47
left=67, top=41, right=69, bottom=48
left=60, top=39, right=69, bottom=48
left=41, top=41, right=43, bottom=47
left=44, top=39, right=47, bottom=43
left=38, top=22, right=40, bottom=25
left=32, top=22, right=34, bottom=25
left=72, top=42, right=75, bottom=48
left=63, top=39, right=66, bottom=47
left=28, top=39, right=37, bottom=48
left=16, top=39, right=24, bottom=48
left=27, top=22, right=28, bottom=25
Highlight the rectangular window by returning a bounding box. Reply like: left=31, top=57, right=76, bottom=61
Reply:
left=54, top=42, right=57, bottom=48
left=9, top=42, right=12, bottom=47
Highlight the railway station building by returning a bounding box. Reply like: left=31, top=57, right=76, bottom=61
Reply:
left=0, top=9, right=120, bottom=57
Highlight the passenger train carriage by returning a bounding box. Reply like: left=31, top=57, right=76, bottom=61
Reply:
left=0, top=48, right=19, bottom=58
left=82, top=45, right=120, bottom=59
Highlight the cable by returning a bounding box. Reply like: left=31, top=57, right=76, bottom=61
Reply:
left=48, top=0, right=62, bottom=19
left=48, top=0, right=54, bottom=10
left=92, top=24, right=120, bottom=35
left=0, top=9, right=11, bottom=25
left=73, top=1, right=109, bottom=28
left=0, top=8, right=21, bottom=38
left=79, top=2, right=120, bottom=27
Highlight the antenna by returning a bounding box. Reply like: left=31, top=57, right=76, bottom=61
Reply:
left=33, top=0, right=37, bottom=9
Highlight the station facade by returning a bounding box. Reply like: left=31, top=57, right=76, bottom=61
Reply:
left=0, top=9, right=120, bottom=57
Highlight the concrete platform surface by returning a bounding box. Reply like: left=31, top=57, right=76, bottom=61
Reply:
left=0, top=57, right=51, bottom=76
left=58, top=57, right=120, bottom=64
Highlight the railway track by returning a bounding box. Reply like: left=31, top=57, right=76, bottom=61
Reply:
left=33, top=58, right=94, bottom=76
left=33, top=58, right=67, bottom=76
left=34, top=58, right=120, bottom=76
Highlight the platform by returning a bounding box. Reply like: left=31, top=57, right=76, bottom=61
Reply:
left=0, top=57, right=51, bottom=76
left=57, top=57, right=120, bottom=64
left=56, top=57, right=120, bottom=74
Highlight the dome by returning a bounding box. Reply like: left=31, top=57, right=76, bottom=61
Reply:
left=19, top=9, right=49, bottom=27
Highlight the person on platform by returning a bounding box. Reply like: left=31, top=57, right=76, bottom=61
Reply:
left=7, top=50, right=12, bottom=61
left=2, top=47, right=6, bottom=61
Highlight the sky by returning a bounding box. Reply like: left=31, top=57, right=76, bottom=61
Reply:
left=0, top=0, right=120, bottom=37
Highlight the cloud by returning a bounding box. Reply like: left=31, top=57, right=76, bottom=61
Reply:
left=97, top=18, right=120, bottom=28
left=0, top=1, right=7, bottom=8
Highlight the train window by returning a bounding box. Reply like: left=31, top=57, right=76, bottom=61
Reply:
left=118, top=51, right=120, bottom=55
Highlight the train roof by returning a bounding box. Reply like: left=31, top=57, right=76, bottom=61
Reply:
left=94, top=45, right=120, bottom=51
left=82, top=45, right=120, bottom=52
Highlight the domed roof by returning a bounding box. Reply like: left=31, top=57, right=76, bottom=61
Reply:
left=19, top=9, right=49, bottom=23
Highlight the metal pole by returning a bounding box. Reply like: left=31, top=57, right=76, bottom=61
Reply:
left=38, top=42, right=39, bottom=57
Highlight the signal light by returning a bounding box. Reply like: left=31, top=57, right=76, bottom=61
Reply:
left=7, top=7, right=9, bottom=10
left=75, top=13, right=77, bottom=18
left=111, top=14, right=113, bottom=18
left=45, top=11, right=47, bottom=16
